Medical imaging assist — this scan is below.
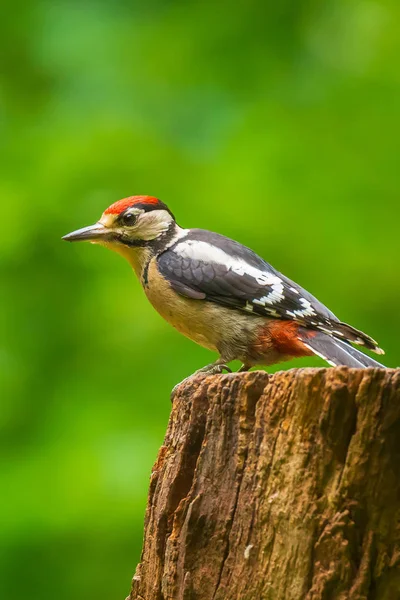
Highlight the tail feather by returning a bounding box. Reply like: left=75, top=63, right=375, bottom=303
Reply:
left=315, top=321, right=384, bottom=355
left=299, top=329, right=385, bottom=368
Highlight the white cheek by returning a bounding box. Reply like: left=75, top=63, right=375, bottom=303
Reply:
left=137, top=210, right=175, bottom=240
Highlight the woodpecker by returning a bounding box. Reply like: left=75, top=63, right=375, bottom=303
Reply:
left=63, top=195, right=385, bottom=384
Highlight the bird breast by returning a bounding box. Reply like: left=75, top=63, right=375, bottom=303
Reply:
left=142, top=258, right=263, bottom=358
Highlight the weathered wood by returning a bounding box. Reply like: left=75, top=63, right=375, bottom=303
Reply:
left=129, top=367, right=400, bottom=600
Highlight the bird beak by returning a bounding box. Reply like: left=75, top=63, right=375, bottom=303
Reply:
left=62, top=223, right=110, bottom=243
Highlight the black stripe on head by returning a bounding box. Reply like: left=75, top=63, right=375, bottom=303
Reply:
left=115, top=219, right=179, bottom=250
left=115, top=200, right=176, bottom=228
left=133, top=201, right=175, bottom=220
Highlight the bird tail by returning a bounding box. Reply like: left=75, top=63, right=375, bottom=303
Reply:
left=299, top=328, right=385, bottom=368
left=316, top=321, right=384, bottom=355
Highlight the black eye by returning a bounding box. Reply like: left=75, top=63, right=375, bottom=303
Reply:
left=121, top=212, right=137, bottom=226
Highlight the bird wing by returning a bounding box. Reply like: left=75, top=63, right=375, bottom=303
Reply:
left=157, top=229, right=381, bottom=353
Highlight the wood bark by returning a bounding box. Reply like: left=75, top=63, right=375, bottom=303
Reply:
left=128, top=367, right=400, bottom=600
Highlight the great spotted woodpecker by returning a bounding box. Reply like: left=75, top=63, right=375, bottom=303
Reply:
left=63, top=195, right=385, bottom=385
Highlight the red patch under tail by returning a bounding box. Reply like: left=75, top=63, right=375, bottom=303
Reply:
left=269, top=321, right=315, bottom=357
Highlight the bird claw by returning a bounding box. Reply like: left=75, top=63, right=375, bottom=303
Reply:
left=212, top=364, right=232, bottom=375
left=170, top=363, right=232, bottom=401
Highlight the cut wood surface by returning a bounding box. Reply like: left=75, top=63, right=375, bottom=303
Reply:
left=129, top=367, right=400, bottom=600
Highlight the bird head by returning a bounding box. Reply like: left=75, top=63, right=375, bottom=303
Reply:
left=63, top=196, right=177, bottom=252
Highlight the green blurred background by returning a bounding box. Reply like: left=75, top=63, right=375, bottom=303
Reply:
left=1, top=1, right=399, bottom=598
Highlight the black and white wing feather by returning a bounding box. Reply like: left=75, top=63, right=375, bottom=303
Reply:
left=157, top=229, right=382, bottom=353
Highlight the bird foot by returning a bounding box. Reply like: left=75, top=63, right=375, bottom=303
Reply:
left=171, top=363, right=232, bottom=401
left=196, top=363, right=232, bottom=376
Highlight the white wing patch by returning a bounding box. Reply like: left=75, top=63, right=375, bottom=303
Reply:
left=173, top=240, right=319, bottom=313
left=174, top=240, right=282, bottom=287
left=172, top=238, right=330, bottom=319
left=253, top=283, right=285, bottom=306
left=286, top=297, right=315, bottom=318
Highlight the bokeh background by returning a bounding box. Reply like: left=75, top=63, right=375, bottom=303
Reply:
left=1, top=1, right=399, bottom=598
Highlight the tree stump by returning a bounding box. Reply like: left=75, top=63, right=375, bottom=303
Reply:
left=129, top=367, right=400, bottom=600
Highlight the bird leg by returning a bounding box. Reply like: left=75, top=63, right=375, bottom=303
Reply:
left=193, top=360, right=232, bottom=377
left=238, top=363, right=251, bottom=372
left=171, top=358, right=232, bottom=400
